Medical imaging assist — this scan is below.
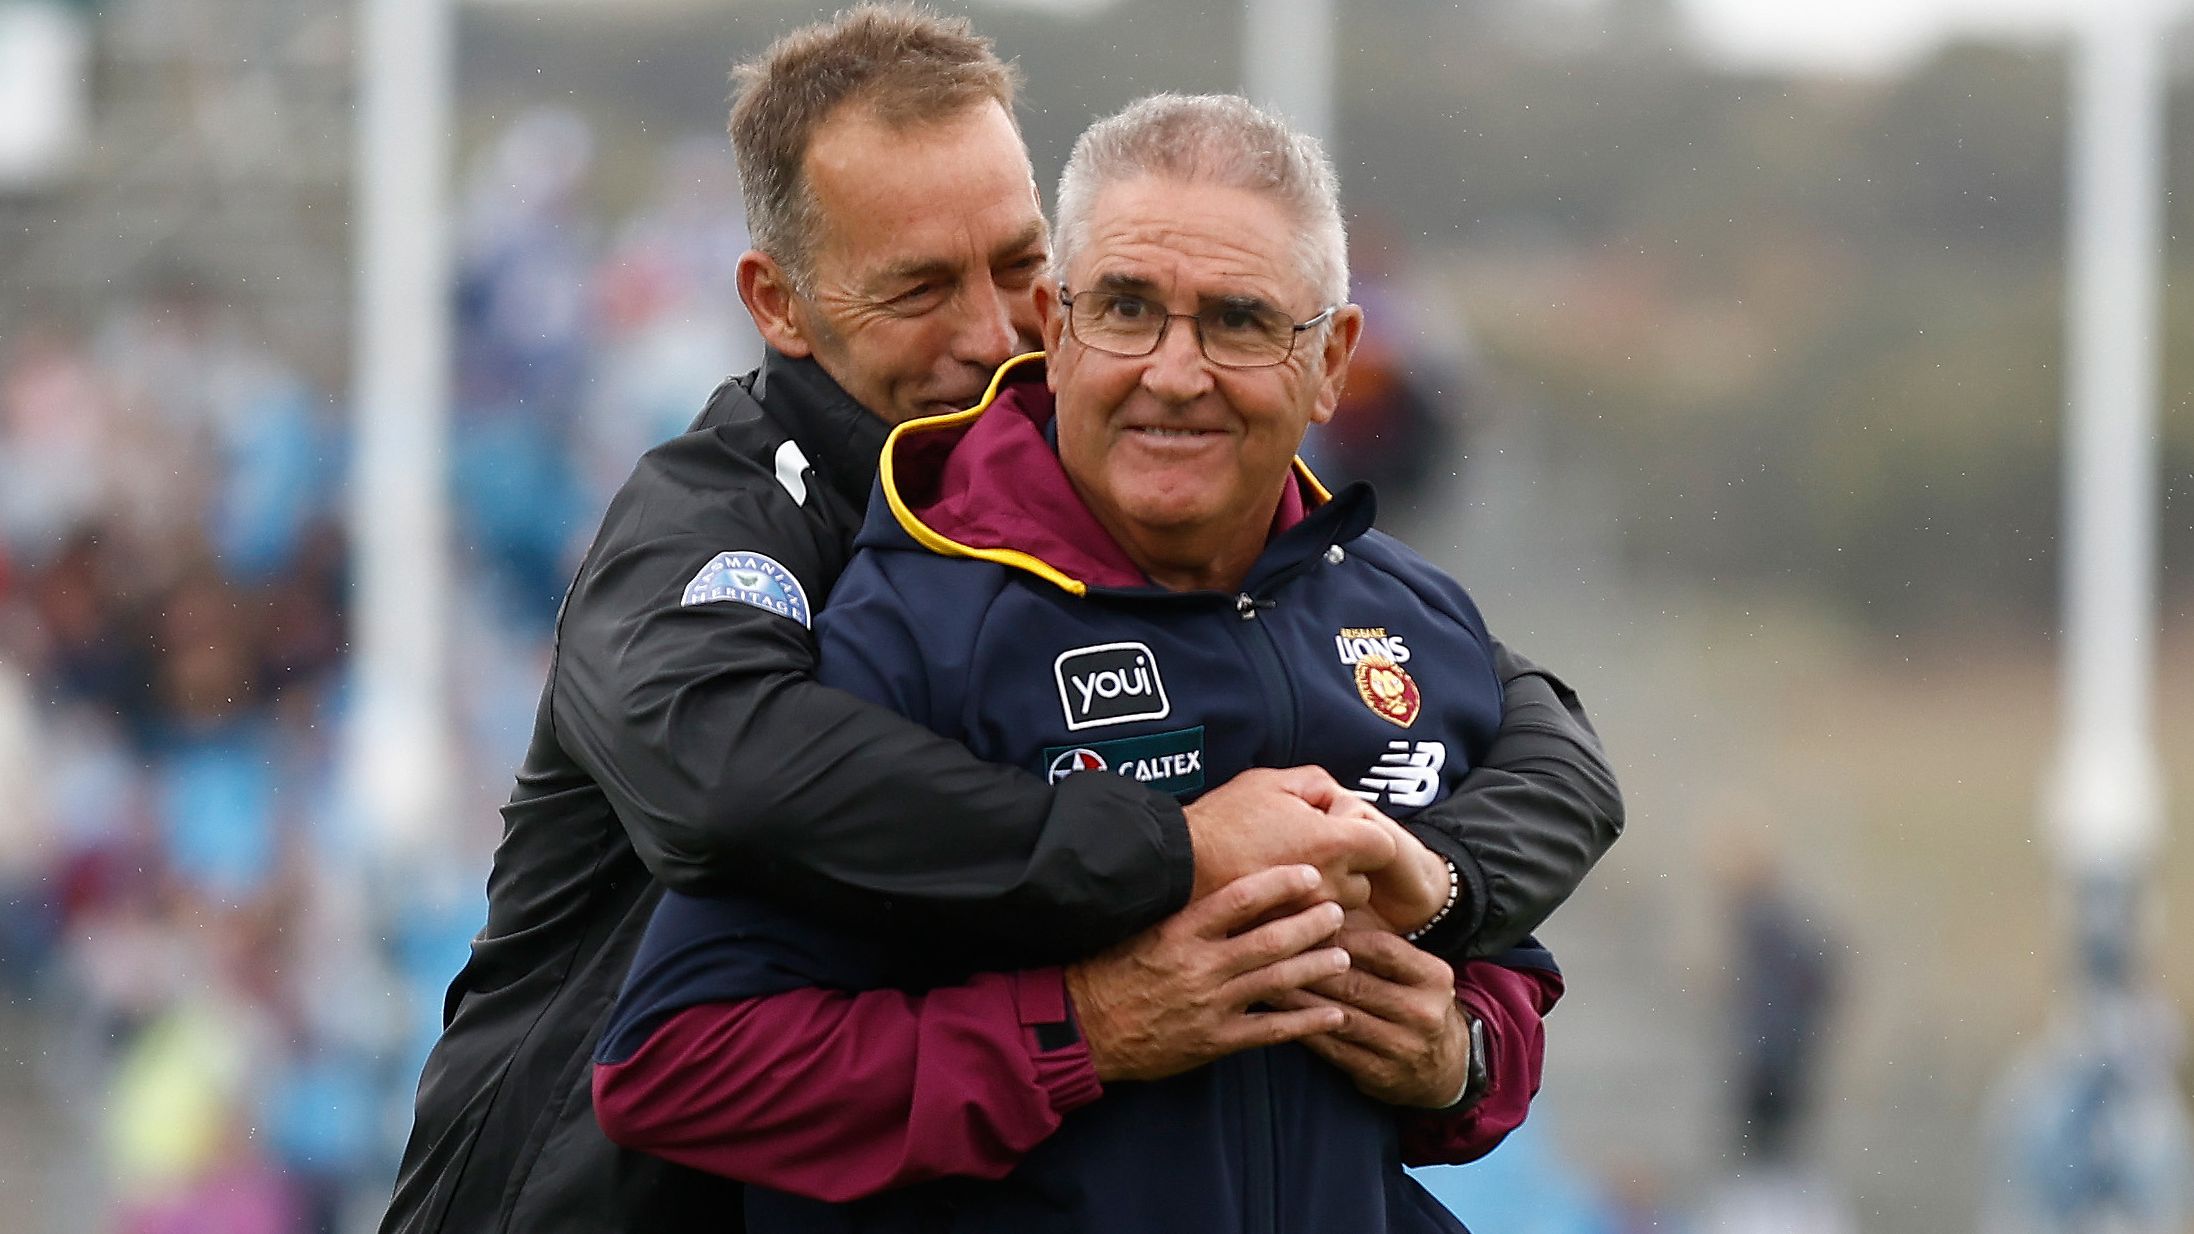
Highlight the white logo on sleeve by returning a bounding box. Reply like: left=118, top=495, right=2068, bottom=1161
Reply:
left=1351, top=740, right=1446, bottom=808
left=680, top=550, right=812, bottom=626
left=1054, top=642, right=1170, bottom=731
left=773, top=439, right=811, bottom=506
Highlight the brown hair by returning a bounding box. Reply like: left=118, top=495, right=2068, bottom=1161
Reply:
left=728, top=3, right=1019, bottom=288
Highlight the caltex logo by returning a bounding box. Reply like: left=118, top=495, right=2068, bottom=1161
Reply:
left=1046, top=747, right=1109, bottom=783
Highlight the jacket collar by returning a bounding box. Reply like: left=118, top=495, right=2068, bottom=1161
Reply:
left=748, top=347, right=894, bottom=510
left=871, top=352, right=1365, bottom=596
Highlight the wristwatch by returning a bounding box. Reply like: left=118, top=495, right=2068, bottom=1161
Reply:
left=1444, top=1012, right=1491, bottom=1110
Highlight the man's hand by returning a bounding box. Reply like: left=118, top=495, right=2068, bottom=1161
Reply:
left=1183, top=767, right=1400, bottom=908
left=1065, top=864, right=1352, bottom=1084
left=1269, top=926, right=1473, bottom=1108
left=1326, top=799, right=1453, bottom=936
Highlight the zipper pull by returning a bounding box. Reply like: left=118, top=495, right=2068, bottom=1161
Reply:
left=1236, top=593, right=1275, bottom=620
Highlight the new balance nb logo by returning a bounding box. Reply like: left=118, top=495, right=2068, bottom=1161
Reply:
left=1352, top=741, right=1446, bottom=808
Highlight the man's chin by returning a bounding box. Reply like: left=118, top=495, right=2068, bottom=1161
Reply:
left=924, top=393, right=988, bottom=418
left=871, top=396, right=960, bottom=425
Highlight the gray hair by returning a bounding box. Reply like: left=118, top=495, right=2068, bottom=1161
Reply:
left=1052, top=93, right=1348, bottom=307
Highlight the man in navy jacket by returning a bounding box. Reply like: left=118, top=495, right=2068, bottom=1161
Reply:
left=595, top=93, right=1574, bottom=1234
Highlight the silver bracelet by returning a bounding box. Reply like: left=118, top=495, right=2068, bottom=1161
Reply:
left=1404, top=858, right=1460, bottom=943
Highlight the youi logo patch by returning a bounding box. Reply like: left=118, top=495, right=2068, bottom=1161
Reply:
left=1054, top=641, right=1171, bottom=731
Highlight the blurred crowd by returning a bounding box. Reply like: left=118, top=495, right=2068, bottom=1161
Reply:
left=0, top=109, right=757, bottom=1234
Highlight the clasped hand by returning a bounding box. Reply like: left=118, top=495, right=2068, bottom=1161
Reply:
left=1063, top=766, right=1470, bottom=1107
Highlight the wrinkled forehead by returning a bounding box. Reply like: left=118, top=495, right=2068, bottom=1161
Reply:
left=1066, top=177, right=1313, bottom=307
left=803, top=100, right=1045, bottom=273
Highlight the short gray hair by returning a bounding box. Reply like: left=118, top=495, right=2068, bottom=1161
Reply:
left=1052, top=93, right=1348, bottom=307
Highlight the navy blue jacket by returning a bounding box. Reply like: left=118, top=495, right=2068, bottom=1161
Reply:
left=599, top=361, right=1559, bottom=1234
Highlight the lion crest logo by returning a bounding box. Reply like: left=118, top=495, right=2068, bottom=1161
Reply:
left=1352, top=655, right=1420, bottom=728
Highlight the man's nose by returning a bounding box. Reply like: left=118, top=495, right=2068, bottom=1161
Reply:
left=949, top=283, right=1024, bottom=369
left=1138, top=314, right=1215, bottom=403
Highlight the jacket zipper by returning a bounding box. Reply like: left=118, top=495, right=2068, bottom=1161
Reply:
left=1232, top=589, right=1290, bottom=1234
left=1241, top=1047, right=1278, bottom=1234
left=1232, top=592, right=1298, bottom=767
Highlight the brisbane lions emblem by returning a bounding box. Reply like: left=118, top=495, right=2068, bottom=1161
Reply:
left=1353, top=655, right=1420, bottom=727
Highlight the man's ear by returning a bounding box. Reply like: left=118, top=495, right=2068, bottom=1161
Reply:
left=1308, top=303, right=1366, bottom=427
left=1034, top=279, right=1069, bottom=390
left=736, top=250, right=812, bottom=359
left=1034, top=279, right=1066, bottom=356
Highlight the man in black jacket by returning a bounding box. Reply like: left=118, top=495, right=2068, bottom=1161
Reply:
left=377, top=7, right=1622, bottom=1233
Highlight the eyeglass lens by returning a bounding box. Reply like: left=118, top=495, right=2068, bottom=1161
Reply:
left=1069, top=293, right=1302, bottom=367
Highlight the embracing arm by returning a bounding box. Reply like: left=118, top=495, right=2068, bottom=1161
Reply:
left=590, top=888, right=1100, bottom=1200
left=556, top=468, right=1391, bottom=961
left=550, top=469, right=1192, bottom=961
left=1400, top=640, right=1623, bottom=960
left=595, top=968, right=1102, bottom=1202
left=592, top=869, right=1351, bottom=1200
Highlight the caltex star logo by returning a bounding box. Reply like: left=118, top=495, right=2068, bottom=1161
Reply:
left=1046, top=747, right=1110, bottom=782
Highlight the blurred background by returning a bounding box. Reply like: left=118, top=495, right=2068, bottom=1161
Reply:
left=0, top=0, right=2190, bottom=1231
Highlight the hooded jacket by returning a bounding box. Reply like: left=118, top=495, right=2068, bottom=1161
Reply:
left=593, top=355, right=1562, bottom=1234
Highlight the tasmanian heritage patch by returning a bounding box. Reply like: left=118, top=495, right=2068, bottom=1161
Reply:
left=1041, top=727, right=1206, bottom=797
left=679, top=550, right=812, bottom=626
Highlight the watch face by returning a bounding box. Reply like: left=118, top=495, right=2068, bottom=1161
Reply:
left=1464, top=1014, right=1491, bottom=1101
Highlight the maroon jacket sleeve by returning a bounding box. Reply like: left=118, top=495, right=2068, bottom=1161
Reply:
left=1396, top=959, right=1563, bottom=1166
left=592, top=966, right=1103, bottom=1202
